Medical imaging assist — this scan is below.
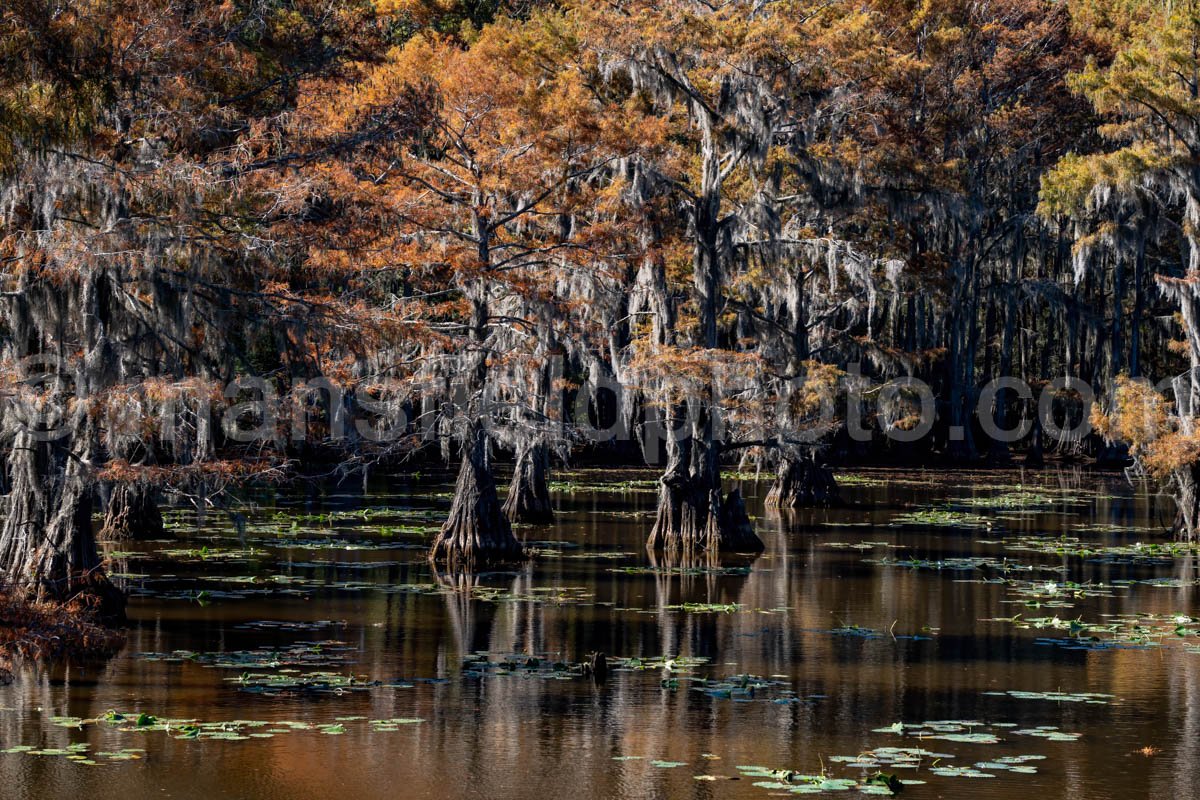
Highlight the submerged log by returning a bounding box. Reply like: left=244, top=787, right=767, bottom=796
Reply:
left=764, top=456, right=840, bottom=508
left=430, top=430, right=525, bottom=565
left=99, top=482, right=164, bottom=541
left=502, top=441, right=554, bottom=524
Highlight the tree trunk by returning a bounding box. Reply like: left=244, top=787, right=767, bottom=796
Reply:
left=502, top=440, right=554, bottom=524
left=764, top=455, right=840, bottom=508
left=945, top=261, right=978, bottom=461
left=1111, top=250, right=1124, bottom=383
left=645, top=122, right=762, bottom=555
left=991, top=239, right=1024, bottom=462
left=1172, top=463, right=1200, bottom=542
left=647, top=405, right=763, bottom=553
left=99, top=482, right=164, bottom=541
left=431, top=428, right=524, bottom=565
left=1025, top=414, right=1045, bottom=468
left=718, top=488, right=757, bottom=546
left=1131, top=237, right=1145, bottom=376
left=0, top=429, right=125, bottom=622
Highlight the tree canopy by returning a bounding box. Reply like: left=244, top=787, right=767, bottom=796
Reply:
left=7, top=0, right=1200, bottom=609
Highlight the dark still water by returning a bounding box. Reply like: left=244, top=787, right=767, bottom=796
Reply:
left=3, top=468, right=1199, bottom=800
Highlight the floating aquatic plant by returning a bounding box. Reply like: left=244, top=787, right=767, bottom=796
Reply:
left=951, top=489, right=1076, bottom=511
left=890, top=509, right=993, bottom=528
left=548, top=479, right=657, bottom=494
left=983, top=690, right=1115, bottom=704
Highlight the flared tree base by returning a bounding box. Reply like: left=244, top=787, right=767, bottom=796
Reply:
left=502, top=442, right=554, bottom=524
left=430, top=439, right=525, bottom=566
left=0, top=432, right=126, bottom=625
left=647, top=472, right=763, bottom=553
left=99, top=483, right=164, bottom=541
left=764, top=457, right=840, bottom=508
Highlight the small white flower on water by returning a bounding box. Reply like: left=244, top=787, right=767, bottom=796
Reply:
left=1043, top=582, right=1057, bottom=594
left=1176, top=615, right=1192, bottom=625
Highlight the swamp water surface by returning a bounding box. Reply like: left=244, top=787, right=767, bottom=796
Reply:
left=2, top=468, right=1199, bottom=799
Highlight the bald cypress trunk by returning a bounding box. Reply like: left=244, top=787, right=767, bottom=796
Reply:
left=431, top=426, right=524, bottom=565
left=648, top=429, right=717, bottom=551
left=427, top=203, right=528, bottom=565
left=1, top=269, right=124, bottom=622
left=99, top=482, right=164, bottom=541
left=1162, top=279, right=1200, bottom=540
left=991, top=239, right=1024, bottom=462
left=648, top=405, right=763, bottom=553
left=764, top=455, right=840, bottom=508
left=1025, top=415, right=1045, bottom=468
left=647, top=124, right=762, bottom=554
left=1171, top=463, right=1200, bottom=542
left=0, top=428, right=124, bottom=622
left=946, top=249, right=980, bottom=461
left=503, top=441, right=554, bottom=524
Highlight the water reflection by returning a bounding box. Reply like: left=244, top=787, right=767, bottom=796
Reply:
left=0, top=467, right=1198, bottom=800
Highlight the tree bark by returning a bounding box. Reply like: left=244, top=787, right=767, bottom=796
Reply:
left=0, top=429, right=125, bottom=622
left=1172, top=463, right=1200, bottom=542
left=645, top=119, right=762, bottom=555
left=1025, top=414, right=1045, bottom=468
left=991, top=237, right=1024, bottom=462
left=946, top=249, right=979, bottom=461
left=1131, top=237, right=1145, bottom=376
left=647, top=405, right=763, bottom=553
left=431, top=427, right=524, bottom=565
left=502, top=440, right=554, bottom=524
left=99, top=482, right=164, bottom=541
left=764, top=455, right=840, bottom=508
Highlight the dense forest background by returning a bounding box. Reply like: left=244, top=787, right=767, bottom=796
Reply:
left=4, top=0, right=1200, bottom=618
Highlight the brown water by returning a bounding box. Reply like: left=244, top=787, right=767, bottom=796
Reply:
left=3, top=467, right=1199, bottom=800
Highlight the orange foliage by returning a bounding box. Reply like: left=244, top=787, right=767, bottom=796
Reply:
left=1094, top=376, right=1200, bottom=478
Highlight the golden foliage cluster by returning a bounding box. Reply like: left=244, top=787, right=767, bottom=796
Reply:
left=1093, top=376, right=1200, bottom=477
